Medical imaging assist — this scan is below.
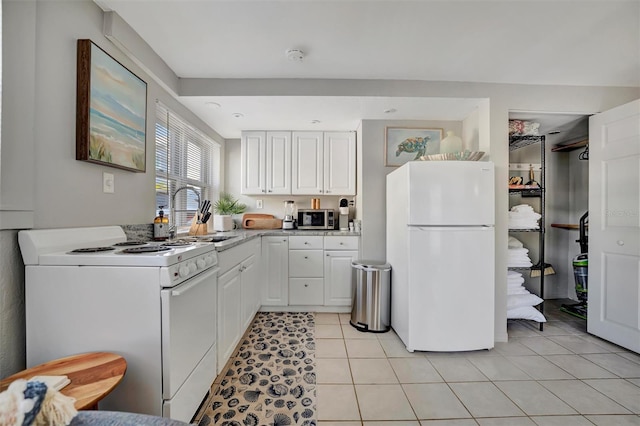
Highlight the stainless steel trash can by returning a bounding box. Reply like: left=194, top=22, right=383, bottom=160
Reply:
left=350, top=260, right=391, bottom=332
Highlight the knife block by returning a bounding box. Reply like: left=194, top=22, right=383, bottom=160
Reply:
left=188, top=216, right=208, bottom=236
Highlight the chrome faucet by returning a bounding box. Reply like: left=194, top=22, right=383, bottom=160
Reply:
left=169, top=186, right=201, bottom=239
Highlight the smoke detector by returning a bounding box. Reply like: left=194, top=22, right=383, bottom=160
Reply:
left=286, top=49, right=305, bottom=62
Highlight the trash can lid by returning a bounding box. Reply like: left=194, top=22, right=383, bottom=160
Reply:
left=352, top=260, right=391, bottom=270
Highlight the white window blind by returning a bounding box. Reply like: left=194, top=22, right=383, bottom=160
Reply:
left=155, top=101, right=221, bottom=229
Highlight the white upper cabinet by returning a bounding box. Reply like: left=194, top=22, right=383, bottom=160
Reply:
left=292, top=131, right=324, bottom=195
left=241, top=131, right=291, bottom=195
left=324, top=132, right=356, bottom=195
left=292, top=131, right=356, bottom=195
left=266, top=132, right=292, bottom=194
left=241, top=131, right=266, bottom=195
left=245, top=130, right=355, bottom=196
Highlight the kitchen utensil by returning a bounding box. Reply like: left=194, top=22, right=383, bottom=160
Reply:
left=201, top=211, right=211, bottom=223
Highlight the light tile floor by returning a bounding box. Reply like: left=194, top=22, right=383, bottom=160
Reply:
left=315, top=300, right=640, bottom=425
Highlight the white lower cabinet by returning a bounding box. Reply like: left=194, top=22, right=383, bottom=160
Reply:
left=289, top=236, right=325, bottom=305
left=289, top=278, right=324, bottom=305
left=217, top=266, right=242, bottom=372
left=262, top=236, right=289, bottom=306
left=324, top=250, right=359, bottom=306
left=259, top=235, right=359, bottom=310
left=217, top=238, right=262, bottom=373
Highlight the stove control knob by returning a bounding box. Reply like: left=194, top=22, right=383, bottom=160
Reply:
left=179, top=265, right=190, bottom=278
left=206, top=255, right=214, bottom=265
left=189, top=262, right=197, bottom=273
left=197, top=258, right=206, bottom=269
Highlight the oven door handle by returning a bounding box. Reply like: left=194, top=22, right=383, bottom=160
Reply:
left=171, top=267, right=219, bottom=296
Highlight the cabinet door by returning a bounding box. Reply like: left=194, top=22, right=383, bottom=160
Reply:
left=324, top=132, right=356, bottom=196
left=262, top=236, right=289, bottom=306
left=324, top=250, right=359, bottom=306
left=241, top=131, right=266, bottom=195
left=240, top=253, right=258, bottom=330
left=266, top=132, right=291, bottom=195
left=292, top=131, right=323, bottom=195
left=217, top=266, right=242, bottom=371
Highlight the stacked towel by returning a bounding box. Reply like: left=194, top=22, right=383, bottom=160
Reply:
left=506, top=271, right=546, bottom=323
left=509, top=204, right=541, bottom=229
left=508, top=247, right=532, bottom=267
left=507, top=236, right=533, bottom=267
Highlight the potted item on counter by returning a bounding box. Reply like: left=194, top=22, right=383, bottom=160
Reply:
left=213, top=192, right=246, bottom=231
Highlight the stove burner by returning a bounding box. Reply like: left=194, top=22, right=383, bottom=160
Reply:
left=70, top=247, right=116, bottom=253
left=113, top=241, right=148, bottom=247
left=120, top=246, right=172, bottom=254
left=161, top=241, right=193, bottom=247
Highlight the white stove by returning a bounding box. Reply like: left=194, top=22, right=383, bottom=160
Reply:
left=18, top=226, right=219, bottom=422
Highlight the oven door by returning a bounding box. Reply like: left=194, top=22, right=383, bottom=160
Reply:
left=161, top=266, right=218, bottom=402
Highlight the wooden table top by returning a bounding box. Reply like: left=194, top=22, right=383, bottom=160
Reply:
left=0, top=352, right=127, bottom=410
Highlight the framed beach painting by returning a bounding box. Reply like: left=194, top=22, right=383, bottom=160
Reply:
left=76, top=39, right=147, bottom=172
left=384, top=127, right=443, bottom=167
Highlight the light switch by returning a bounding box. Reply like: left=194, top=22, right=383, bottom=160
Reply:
left=103, top=172, right=114, bottom=193
left=256, top=199, right=263, bottom=209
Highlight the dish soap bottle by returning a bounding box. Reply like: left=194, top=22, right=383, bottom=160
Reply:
left=153, top=206, right=169, bottom=241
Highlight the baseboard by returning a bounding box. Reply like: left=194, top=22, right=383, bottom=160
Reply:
left=260, top=305, right=351, bottom=313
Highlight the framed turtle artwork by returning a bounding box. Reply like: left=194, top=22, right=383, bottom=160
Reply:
left=384, top=127, right=443, bottom=167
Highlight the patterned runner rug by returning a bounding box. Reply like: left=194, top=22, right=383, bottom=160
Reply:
left=197, top=312, right=316, bottom=426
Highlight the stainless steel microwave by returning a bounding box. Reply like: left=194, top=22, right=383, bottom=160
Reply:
left=297, top=209, right=335, bottom=230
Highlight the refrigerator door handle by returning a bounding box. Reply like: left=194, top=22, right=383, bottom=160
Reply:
left=413, top=226, right=494, bottom=231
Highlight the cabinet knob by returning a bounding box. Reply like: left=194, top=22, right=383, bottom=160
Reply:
left=617, top=240, right=625, bottom=246
left=283, top=239, right=287, bottom=242
left=262, top=189, right=266, bottom=193
left=340, top=242, right=344, bottom=245
left=304, top=256, right=308, bottom=259
left=304, top=283, right=309, bottom=287
left=268, top=189, right=273, bottom=193
left=304, top=241, right=309, bottom=245
left=326, top=190, right=330, bottom=193
left=319, top=190, right=322, bottom=193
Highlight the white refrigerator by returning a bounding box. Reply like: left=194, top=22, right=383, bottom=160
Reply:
left=387, top=161, right=495, bottom=352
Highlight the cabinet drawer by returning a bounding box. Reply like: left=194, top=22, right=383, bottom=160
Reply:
left=324, top=236, right=359, bottom=250
left=289, top=236, right=324, bottom=250
left=289, top=250, right=323, bottom=277
left=289, top=278, right=324, bottom=305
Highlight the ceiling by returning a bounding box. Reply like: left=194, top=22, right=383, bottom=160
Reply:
left=95, top=0, right=639, bottom=139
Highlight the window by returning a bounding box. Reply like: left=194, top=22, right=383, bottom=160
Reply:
left=155, top=102, right=221, bottom=230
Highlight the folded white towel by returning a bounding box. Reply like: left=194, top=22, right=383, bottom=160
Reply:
left=508, top=286, right=531, bottom=295
left=508, top=248, right=530, bottom=254
left=508, top=237, right=524, bottom=248
left=508, top=270, right=523, bottom=278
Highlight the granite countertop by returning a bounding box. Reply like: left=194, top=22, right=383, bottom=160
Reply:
left=209, top=229, right=361, bottom=251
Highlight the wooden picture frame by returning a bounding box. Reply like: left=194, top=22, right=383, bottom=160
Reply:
left=76, top=39, right=147, bottom=172
left=384, top=127, right=443, bottom=167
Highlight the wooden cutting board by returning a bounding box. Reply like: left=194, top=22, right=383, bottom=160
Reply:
left=242, top=213, right=283, bottom=229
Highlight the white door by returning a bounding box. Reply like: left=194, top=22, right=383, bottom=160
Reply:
left=217, top=266, right=242, bottom=370
left=292, top=131, right=323, bottom=195
left=241, top=131, right=266, bottom=195
left=262, top=236, right=289, bottom=306
left=324, top=132, right=356, bottom=196
left=266, top=131, right=291, bottom=194
left=324, top=250, right=359, bottom=306
left=588, top=99, right=640, bottom=353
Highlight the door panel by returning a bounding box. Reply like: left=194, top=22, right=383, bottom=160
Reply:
left=292, top=132, right=323, bottom=194
left=266, top=131, right=291, bottom=194
left=589, top=99, right=640, bottom=353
